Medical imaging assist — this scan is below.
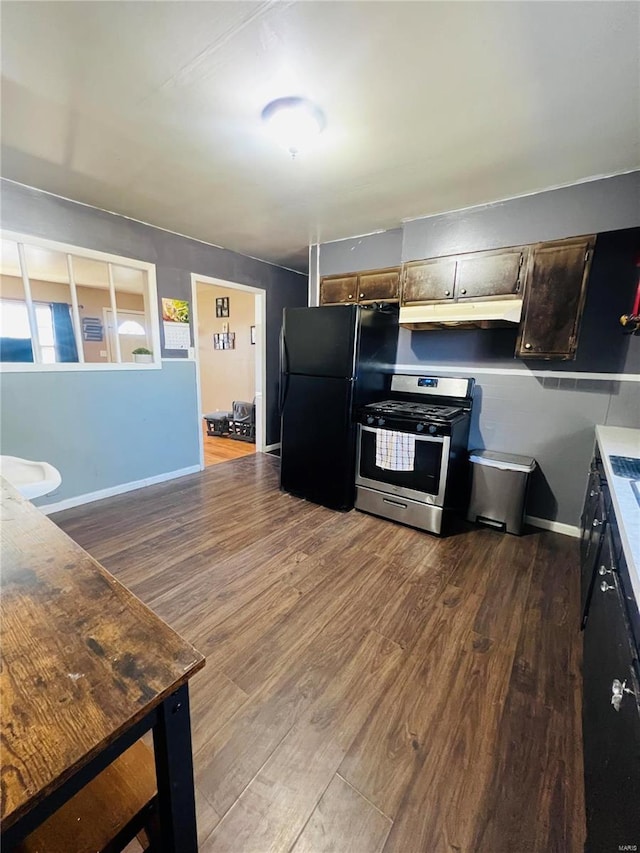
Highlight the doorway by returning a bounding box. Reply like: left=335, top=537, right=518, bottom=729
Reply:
left=191, top=275, right=266, bottom=469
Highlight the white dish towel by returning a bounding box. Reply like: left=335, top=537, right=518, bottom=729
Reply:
left=375, top=429, right=416, bottom=471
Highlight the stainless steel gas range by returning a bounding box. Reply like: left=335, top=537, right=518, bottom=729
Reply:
left=355, top=374, right=475, bottom=534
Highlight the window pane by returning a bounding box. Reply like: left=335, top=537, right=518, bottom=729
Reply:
left=72, top=258, right=150, bottom=364
left=35, top=304, right=55, bottom=346
left=114, top=265, right=150, bottom=362
left=23, top=244, right=79, bottom=363
left=0, top=240, right=34, bottom=361
left=41, top=346, right=56, bottom=364
left=1, top=238, right=155, bottom=368
left=0, top=239, right=21, bottom=278
left=70, top=256, right=112, bottom=363
left=0, top=300, right=30, bottom=338
left=118, top=319, right=146, bottom=335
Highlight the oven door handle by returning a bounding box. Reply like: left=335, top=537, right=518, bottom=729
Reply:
left=359, top=425, right=445, bottom=444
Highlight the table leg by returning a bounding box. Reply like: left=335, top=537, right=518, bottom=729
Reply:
left=152, top=683, right=198, bottom=853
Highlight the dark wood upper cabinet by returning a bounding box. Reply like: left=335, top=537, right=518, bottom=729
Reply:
left=401, top=248, right=526, bottom=305
left=319, top=274, right=358, bottom=305
left=319, top=268, right=400, bottom=305
left=358, top=268, right=400, bottom=303
left=402, top=258, right=456, bottom=304
left=516, top=236, right=595, bottom=359
left=454, top=248, right=526, bottom=299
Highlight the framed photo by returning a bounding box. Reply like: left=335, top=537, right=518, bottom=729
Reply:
left=213, top=332, right=235, bottom=350
left=215, top=296, right=229, bottom=318
left=250, top=325, right=256, bottom=345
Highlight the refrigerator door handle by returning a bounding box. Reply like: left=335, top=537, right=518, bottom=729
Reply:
left=279, top=325, right=290, bottom=416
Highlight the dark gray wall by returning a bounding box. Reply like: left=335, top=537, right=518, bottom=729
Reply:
left=401, top=171, right=640, bottom=262
left=1, top=179, right=308, bottom=444
left=320, top=172, right=640, bottom=273
left=319, top=228, right=403, bottom=275
left=317, top=172, right=640, bottom=527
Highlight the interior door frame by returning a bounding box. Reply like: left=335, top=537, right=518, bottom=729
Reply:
left=190, top=273, right=267, bottom=469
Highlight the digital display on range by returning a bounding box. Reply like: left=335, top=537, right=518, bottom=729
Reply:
left=417, top=377, right=438, bottom=388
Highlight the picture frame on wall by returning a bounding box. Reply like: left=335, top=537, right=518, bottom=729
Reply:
left=213, top=331, right=235, bottom=350
left=215, top=296, right=229, bottom=318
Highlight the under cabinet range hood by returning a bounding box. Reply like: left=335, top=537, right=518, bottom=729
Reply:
left=399, top=298, right=523, bottom=330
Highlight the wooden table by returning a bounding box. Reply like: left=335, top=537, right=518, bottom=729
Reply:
left=0, top=479, right=205, bottom=851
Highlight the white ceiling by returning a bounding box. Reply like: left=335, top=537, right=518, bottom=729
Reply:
left=1, top=1, right=638, bottom=271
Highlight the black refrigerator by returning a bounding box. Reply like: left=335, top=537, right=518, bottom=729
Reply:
left=279, top=304, right=398, bottom=511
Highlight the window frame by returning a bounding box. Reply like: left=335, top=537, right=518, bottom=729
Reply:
left=0, top=231, right=161, bottom=372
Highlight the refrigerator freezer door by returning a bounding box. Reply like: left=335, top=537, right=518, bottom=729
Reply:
left=280, top=374, right=356, bottom=511
left=282, top=305, right=359, bottom=378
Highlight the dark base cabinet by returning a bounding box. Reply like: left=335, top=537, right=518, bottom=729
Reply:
left=580, top=466, right=607, bottom=629
left=583, top=535, right=640, bottom=851
left=581, top=447, right=640, bottom=852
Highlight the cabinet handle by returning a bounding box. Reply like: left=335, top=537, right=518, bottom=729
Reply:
left=524, top=343, right=532, bottom=350
left=611, top=678, right=636, bottom=712
left=444, top=290, right=451, bottom=296
left=589, top=490, right=597, bottom=497
left=600, top=579, right=614, bottom=592
left=359, top=293, right=364, bottom=298
left=348, top=294, right=353, bottom=299
left=598, top=565, right=613, bottom=576
left=460, top=289, right=467, bottom=295
left=592, top=518, right=601, bottom=528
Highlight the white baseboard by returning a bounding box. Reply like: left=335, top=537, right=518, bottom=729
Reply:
left=39, top=465, right=201, bottom=515
left=525, top=514, right=580, bottom=538
left=264, top=442, right=281, bottom=453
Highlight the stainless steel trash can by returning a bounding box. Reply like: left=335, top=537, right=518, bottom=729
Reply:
left=467, top=450, right=536, bottom=535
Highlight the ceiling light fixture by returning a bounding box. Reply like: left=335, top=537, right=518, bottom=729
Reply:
left=261, top=96, right=326, bottom=158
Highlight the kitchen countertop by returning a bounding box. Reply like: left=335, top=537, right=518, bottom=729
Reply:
left=596, top=425, right=640, bottom=614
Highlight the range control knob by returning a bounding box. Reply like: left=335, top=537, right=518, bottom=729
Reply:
left=366, top=415, right=375, bottom=425
left=416, top=423, right=425, bottom=433
left=428, top=424, right=438, bottom=435
left=377, top=417, right=386, bottom=427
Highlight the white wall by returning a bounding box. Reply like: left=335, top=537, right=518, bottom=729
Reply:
left=196, top=281, right=255, bottom=414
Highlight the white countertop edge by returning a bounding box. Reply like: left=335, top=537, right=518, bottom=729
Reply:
left=595, top=425, right=640, bottom=615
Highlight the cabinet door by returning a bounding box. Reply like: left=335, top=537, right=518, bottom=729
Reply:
left=583, top=534, right=640, bottom=852
left=580, top=469, right=602, bottom=562
left=401, top=258, right=456, bottom=304
left=319, top=275, right=358, bottom=305
left=357, top=268, right=400, bottom=303
left=454, top=248, right=526, bottom=300
left=516, top=236, right=595, bottom=359
left=580, top=483, right=607, bottom=629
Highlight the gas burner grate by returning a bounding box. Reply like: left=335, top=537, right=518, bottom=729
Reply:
left=364, top=400, right=464, bottom=421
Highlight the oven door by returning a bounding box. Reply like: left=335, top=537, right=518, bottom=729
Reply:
left=355, top=425, right=450, bottom=505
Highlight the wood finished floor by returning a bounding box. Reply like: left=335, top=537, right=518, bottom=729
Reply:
left=203, top=425, right=256, bottom=467
left=53, top=454, right=584, bottom=853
